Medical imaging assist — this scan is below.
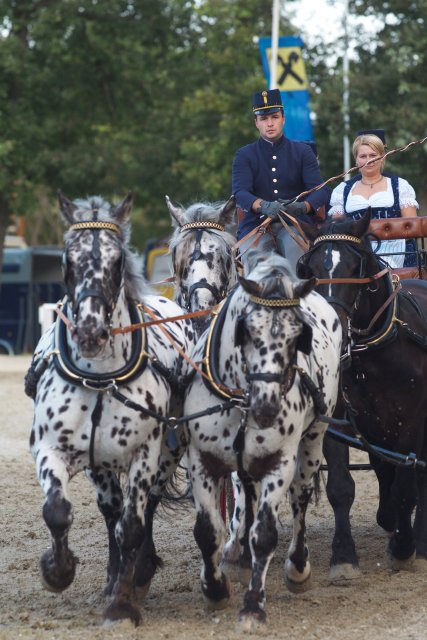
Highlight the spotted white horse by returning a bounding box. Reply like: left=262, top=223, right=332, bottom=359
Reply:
left=184, top=250, right=342, bottom=629
left=167, top=195, right=237, bottom=335
left=29, top=192, right=195, bottom=626
left=130, top=195, right=240, bottom=591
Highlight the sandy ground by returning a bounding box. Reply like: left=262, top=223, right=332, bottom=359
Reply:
left=1, top=354, right=427, bottom=640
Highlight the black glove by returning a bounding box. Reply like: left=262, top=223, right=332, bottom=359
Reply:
left=259, top=200, right=283, bottom=221
left=278, top=199, right=309, bottom=217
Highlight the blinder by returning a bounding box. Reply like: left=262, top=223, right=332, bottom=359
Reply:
left=296, top=322, right=313, bottom=355
left=296, top=252, right=313, bottom=280
left=61, top=251, right=69, bottom=283
left=234, top=313, right=248, bottom=348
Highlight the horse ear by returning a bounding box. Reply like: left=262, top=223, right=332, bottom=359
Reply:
left=294, top=276, right=317, bottom=299
left=166, top=195, right=185, bottom=227
left=58, top=190, right=77, bottom=225
left=298, top=219, right=318, bottom=244
left=113, top=191, right=133, bottom=224
left=218, top=195, right=236, bottom=228
left=238, top=275, right=263, bottom=296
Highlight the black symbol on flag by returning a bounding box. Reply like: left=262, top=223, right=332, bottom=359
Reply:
left=277, top=52, right=304, bottom=86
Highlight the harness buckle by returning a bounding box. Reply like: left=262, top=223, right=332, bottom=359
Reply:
left=351, top=344, right=369, bottom=353
left=167, top=416, right=179, bottom=431
left=82, top=378, right=117, bottom=392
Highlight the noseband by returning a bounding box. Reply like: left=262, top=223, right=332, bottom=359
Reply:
left=178, top=221, right=228, bottom=310
left=64, top=220, right=124, bottom=322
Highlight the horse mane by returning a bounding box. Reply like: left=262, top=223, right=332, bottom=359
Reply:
left=245, top=249, right=297, bottom=298
left=168, top=201, right=236, bottom=254
left=64, top=196, right=154, bottom=302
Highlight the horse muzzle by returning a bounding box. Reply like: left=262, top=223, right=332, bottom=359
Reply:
left=248, top=373, right=284, bottom=429
left=73, top=324, right=109, bottom=359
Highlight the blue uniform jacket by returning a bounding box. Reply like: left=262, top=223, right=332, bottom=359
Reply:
left=232, top=135, right=330, bottom=238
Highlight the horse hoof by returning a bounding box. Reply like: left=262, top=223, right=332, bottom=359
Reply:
left=285, top=572, right=312, bottom=594
left=238, top=566, right=252, bottom=588
left=203, top=594, right=231, bottom=612
left=202, top=575, right=232, bottom=611
left=237, top=609, right=266, bottom=631
left=387, top=550, right=416, bottom=572
left=104, top=600, right=141, bottom=627
left=40, top=549, right=77, bottom=592
left=329, top=563, right=361, bottom=582
left=135, top=580, right=151, bottom=600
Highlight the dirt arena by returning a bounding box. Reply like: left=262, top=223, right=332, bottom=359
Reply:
left=1, top=355, right=426, bottom=640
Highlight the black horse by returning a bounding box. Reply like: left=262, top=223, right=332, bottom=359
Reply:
left=298, top=209, right=427, bottom=576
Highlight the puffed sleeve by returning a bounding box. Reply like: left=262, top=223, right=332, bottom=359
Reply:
left=327, top=182, right=346, bottom=217
left=398, top=177, right=419, bottom=209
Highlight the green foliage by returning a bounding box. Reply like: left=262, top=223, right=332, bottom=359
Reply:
left=1, top=0, right=426, bottom=254
left=306, top=0, right=427, bottom=206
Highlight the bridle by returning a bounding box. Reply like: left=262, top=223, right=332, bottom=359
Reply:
left=204, top=288, right=312, bottom=403
left=235, top=295, right=302, bottom=388
left=175, top=221, right=230, bottom=311
left=62, top=219, right=125, bottom=326
left=297, top=233, right=395, bottom=363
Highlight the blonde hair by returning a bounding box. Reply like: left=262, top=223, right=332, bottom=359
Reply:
left=353, top=134, right=386, bottom=169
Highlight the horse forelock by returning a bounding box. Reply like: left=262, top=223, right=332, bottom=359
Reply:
left=169, top=201, right=236, bottom=255
left=65, top=196, right=131, bottom=243
left=246, top=253, right=297, bottom=299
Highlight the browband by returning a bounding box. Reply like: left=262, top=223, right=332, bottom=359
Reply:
left=313, top=234, right=361, bottom=245
left=68, top=221, right=121, bottom=234
left=249, top=295, right=300, bottom=308
left=180, top=221, right=225, bottom=233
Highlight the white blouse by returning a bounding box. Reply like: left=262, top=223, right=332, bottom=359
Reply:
left=328, top=177, right=419, bottom=268
left=329, top=176, right=418, bottom=216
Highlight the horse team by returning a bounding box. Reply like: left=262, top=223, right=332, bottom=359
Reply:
left=27, top=193, right=427, bottom=629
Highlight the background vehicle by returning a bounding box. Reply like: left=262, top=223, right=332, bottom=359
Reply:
left=0, top=244, right=64, bottom=354
left=143, top=239, right=174, bottom=299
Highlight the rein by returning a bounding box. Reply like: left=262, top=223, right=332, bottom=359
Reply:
left=111, top=307, right=215, bottom=335
left=315, top=268, right=389, bottom=286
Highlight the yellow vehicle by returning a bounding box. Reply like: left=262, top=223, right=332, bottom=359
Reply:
left=144, top=241, right=174, bottom=299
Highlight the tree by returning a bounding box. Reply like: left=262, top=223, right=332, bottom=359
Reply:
left=0, top=0, right=200, bottom=261
left=303, top=0, right=427, bottom=208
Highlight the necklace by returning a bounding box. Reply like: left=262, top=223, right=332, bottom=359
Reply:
left=361, top=175, right=383, bottom=189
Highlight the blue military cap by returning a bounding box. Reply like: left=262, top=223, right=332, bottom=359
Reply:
left=252, top=89, right=283, bottom=116
left=356, top=129, right=386, bottom=145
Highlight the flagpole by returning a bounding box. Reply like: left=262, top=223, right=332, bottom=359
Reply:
left=342, top=0, right=350, bottom=177
left=270, top=0, right=280, bottom=89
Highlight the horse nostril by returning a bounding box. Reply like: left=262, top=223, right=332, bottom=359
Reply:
left=98, top=329, right=109, bottom=343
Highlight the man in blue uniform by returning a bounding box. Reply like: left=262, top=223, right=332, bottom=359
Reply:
left=232, top=89, right=330, bottom=270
